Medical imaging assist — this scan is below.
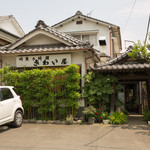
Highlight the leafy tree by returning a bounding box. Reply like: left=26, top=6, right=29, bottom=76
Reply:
left=64, top=64, right=81, bottom=116
left=83, top=71, right=121, bottom=110
left=128, top=33, right=150, bottom=62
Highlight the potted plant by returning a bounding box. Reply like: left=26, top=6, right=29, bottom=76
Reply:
left=83, top=106, right=96, bottom=125
left=144, top=111, right=150, bottom=125
left=102, top=112, right=109, bottom=124
left=66, top=115, right=73, bottom=125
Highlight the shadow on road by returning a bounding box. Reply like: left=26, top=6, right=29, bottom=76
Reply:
left=121, top=125, right=150, bottom=136
left=0, top=126, right=11, bottom=133
left=121, top=115, right=150, bottom=136
left=102, top=115, right=150, bottom=136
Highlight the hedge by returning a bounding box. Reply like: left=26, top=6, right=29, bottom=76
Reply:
left=0, top=64, right=81, bottom=120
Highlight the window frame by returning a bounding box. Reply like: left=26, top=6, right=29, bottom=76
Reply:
left=0, top=88, right=14, bottom=101
left=72, top=34, right=97, bottom=46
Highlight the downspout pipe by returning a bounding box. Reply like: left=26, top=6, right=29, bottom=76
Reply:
left=0, top=60, right=2, bottom=69
left=109, top=26, right=112, bottom=58
left=0, top=60, right=2, bottom=85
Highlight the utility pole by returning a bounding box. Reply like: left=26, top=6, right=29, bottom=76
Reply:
left=145, top=14, right=150, bottom=44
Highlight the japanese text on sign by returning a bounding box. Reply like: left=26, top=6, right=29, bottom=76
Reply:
left=16, top=54, right=71, bottom=67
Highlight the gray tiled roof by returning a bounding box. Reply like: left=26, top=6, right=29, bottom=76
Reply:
left=90, top=49, right=150, bottom=72
left=0, top=44, right=92, bottom=54
left=93, top=50, right=134, bottom=69
left=36, top=20, right=90, bottom=46
left=91, top=63, right=150, bottom=72
left=8, top=20, right=90, bottom=50
left=98, top=50, right=131, bottom=67
left=0, top=44, right=10, bottom=50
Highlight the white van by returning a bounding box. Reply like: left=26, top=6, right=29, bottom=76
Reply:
left=0, top=86, right=24, bottom=127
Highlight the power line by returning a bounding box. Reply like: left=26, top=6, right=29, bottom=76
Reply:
left=123, top=0, right=137, bottom=31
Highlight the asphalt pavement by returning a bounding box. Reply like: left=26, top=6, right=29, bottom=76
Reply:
left=0, top=121, right=150, bottom=150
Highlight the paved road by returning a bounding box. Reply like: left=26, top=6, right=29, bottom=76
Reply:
left=0, top=123, right=150, bottom=150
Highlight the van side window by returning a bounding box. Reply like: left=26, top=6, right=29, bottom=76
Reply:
left=1, top=88, right=14, bottom=100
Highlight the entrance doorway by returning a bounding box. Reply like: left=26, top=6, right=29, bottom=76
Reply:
left=125, top=83, right=139, bottom=113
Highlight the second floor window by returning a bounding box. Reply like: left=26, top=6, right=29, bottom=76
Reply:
left=73, top=34, right=97, bottom=46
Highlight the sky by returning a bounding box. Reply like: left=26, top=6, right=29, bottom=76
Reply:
left=1, top=0, right=150, bottom=50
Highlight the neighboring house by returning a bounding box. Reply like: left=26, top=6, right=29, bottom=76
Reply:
left=0, top=20, right=100, bottom=110
left=52, top=11, right=122, bottom=59
left=0, top=15, right=24, bottom=46
left=0, top=28, right=20, bottom=46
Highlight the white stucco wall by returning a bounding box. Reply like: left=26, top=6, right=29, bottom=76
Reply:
left=59, top=19, right=99, bottom=32
left=25, top=34, right=60, bottom=45
left=56, top=19, right=111, bottom=56
left=10, top=30, right=71, bottom=50
left=2, top=51, right=86, bottom=76
left=71, top=51, right=85, bottom=77
left=2, top=55, right=16, bottom=67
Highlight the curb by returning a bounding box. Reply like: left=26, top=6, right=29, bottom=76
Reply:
left=23, top=119, right=83, bottom=125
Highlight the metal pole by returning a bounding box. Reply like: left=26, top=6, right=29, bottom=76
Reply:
left=145, top=14, right=150, bottom=44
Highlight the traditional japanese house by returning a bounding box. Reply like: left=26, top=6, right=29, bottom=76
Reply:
left=0, top=20, right=100, bottom=113
left=91, top=50, right=150, bottom=113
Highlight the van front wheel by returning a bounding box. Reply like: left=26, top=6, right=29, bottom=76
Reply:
left=12, top=110, right=23, bottom=128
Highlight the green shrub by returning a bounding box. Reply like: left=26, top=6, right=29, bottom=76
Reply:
left=66, top=115, right=73, bottom=125
left=82, top=106, right=96, bottom=118
left=83, top=72, right=121, bottom=107
left=143, top=107, right=149, bottom=114
left=144, top=111, right=150, bottom=121
left=109, top=112, right=127, bottom=124
left=0, top=65, right=81, bottom=120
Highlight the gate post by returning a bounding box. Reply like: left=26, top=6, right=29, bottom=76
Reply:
left=146, top=79, right=150, bottom=110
